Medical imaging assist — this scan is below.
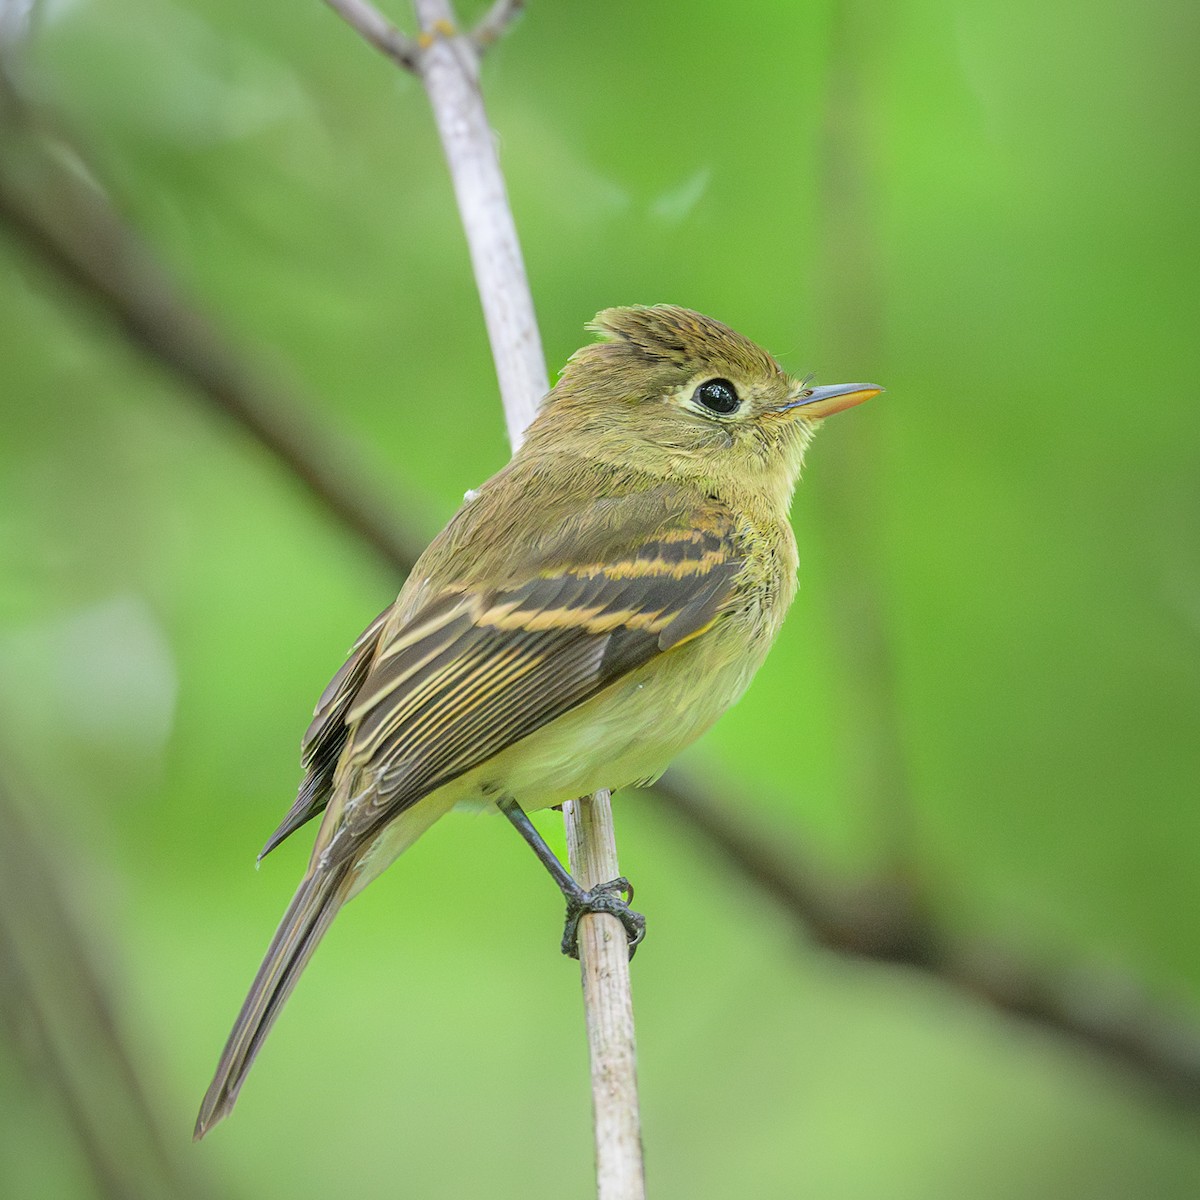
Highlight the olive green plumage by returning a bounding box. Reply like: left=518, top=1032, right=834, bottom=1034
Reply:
left=194, top=305, right=879, bottom=1137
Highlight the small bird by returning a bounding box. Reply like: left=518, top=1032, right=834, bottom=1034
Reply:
left=194, top=305, right=880, bottom=1136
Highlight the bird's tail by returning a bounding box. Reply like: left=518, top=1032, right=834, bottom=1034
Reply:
left=194, top=860, right=352, bottom=1139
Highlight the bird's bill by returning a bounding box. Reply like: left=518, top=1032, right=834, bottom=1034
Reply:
left=780, top=382, right=883, bottom=418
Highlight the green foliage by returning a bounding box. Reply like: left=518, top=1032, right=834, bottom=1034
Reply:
left=1, top=0, right=1197, bottom=1196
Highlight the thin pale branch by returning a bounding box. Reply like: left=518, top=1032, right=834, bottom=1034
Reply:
left=2, top=28, right=1199, bottom=1117
left=322, top=0, right=420, bottom=72
left=411, top=0, right=547, bottom=442
left=564, top=790, right=646, bottom=1198
left=406, top=3, right=642, bottom=1193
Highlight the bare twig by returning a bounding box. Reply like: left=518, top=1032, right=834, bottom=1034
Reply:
left=2, top=11, right=1199, bottom=1119
left=410, top=0, right=547, bottom=443
left=405, top=3, right=643, bottom=1192
left=322, top=0, right=420, bottom=72
left=564, top=791, right=646, bottom=1197
left=471, top=0, right=526, bottom=51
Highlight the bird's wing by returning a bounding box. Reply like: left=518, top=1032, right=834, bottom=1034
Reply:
left=259, top=607, right=390, bottom=860
left=322, top=501, right=744, bottom=857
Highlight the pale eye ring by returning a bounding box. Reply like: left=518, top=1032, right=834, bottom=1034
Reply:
left=693, top=378, right=740, bottom=415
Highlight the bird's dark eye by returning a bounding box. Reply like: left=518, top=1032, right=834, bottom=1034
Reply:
left=693, top=378, right=740, bottom=415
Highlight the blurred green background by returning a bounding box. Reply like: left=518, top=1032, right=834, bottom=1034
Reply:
left=1, top=0, right=1198, bottom=1196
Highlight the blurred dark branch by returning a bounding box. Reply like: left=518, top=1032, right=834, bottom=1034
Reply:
left=0, top=79, right=427, bottom=573
left=654, top=770, right=1200, bottom=1108
left=0, top=772, right=225, bottom=1200
left=2, top=52, right=1199, bottom=1117
left=0, top=919, right=128, bottom=1200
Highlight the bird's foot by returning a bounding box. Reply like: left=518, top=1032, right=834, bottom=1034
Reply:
left=561, top=876, right=645, bottom=960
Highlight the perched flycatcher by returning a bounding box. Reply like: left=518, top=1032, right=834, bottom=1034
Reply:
left=194, top=305, right=880, bottom=1136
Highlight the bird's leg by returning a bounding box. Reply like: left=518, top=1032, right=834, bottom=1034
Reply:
left=497, top=797, right=645, bottom=959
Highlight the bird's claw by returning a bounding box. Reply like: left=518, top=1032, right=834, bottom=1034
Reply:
left=561, top=876, right=645, bottom=960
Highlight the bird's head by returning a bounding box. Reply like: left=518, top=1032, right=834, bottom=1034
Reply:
left=530, top=305, right=880, bottom=505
